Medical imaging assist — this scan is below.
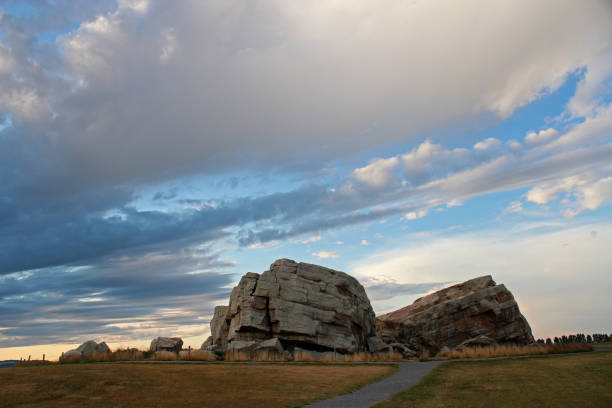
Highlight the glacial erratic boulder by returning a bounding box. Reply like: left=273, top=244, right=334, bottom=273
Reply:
left=376, top=275, right=534, bottom=351
left=208, top=259, right=381, bottom=353
left=76, top=340, right=110, bottom=356
left=150, top=337, right=183, bottom=352
left=61, top=350, right=82, bottom=361
left=61, top=340, right=110, bottom=360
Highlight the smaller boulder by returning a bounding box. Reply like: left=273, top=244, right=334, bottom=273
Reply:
left=150, top=337, right=183, bottom=352
left=253, top=338, right=283, bottom=353
left=227, top=340, right=259, bottom=352
left=389, top=343, right=417, bottom=357
left=72, top=340, right=110, bottom=356
left=456, top=335, right=496, bottom=349
left=367, top=336, right=388, bottom=353
left=61, top=350, right=82, bottom=361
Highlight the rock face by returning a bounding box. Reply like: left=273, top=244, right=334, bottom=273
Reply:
left=76, top=340, right=110, bottom=355
left=208, top=259, right=381, bottom=353
left=61, top=350, right=82, bottom=361
left=150, top=337, right=183, bottom=352
left=61, top=340, right=110, bottom=360
left=376, top=275, right=534, bottom=351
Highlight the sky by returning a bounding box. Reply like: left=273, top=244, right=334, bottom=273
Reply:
left=0, top=0, right=611, bottom=360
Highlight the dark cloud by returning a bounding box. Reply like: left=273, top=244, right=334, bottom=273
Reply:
left=0, top=245, right=234, bottom=347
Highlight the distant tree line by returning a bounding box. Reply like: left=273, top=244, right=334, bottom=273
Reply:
left=535, top=333, right=611, bottom=345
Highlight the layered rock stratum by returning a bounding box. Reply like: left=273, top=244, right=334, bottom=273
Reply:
left=205, top=259, right=381, bottom=353
left=376, top=275, right=534, bottom=351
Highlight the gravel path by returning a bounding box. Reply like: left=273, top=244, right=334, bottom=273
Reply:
left=306, top=361, right=441, bottom=408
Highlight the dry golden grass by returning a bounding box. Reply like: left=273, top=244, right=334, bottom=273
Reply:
left=433, top=342, right=593, bottom=360
left=293, top=351, right=404, bottom=362
left=178, top=349, right=217, bottom=361
left=374, top=350, right=612, bottom=408
left=152, top=350, right=178, bottom=361
left=59, top=349, right=144, bottom=364
left=1, top=363, right=396, bottom=408
left=224, top=349, right=404, bottom=362
left=224, top=349, right=289, bottom=362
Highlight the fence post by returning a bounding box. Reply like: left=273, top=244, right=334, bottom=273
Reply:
left=28, top=355, right=31, bottom=361
left=43, top=354, right=45, bottom=361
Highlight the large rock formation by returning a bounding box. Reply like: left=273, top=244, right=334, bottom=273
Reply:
left=61, top=340, right=110, bottom=360
left=376, top=275, right=534, bottom=351
left=76, top=340, right=110, bottom=355
left=150, top=337, right=183, bottom=352
left=207, top=259, right=381, bottom=353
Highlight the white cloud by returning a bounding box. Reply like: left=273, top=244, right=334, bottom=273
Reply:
left=312, top=251, right=339, bottom=259
left=335, top=241, right=344, bottom=245
left=404, top=209, right=428, bottom=220
left=350, top=223, right=612, bottom=337
left=564, top=177, right=612, bottom=218
left=301, top=235, right=322, bottom=244
left=527, top=175, right=612, bottom=218
left=446, top=199, right=464, bottom=208
left=526, top=176, right=586, bottom=205
left=350, top=157, right=399, bottom=190
left=118, top=0, right=150, bottom=13
left=525, top=128, right=559, bottom=145
left=360, top=240, right=369, bottom=246
left=504, top=201, right=523, bottom=214
left=473, top=137, right=501, bottom=151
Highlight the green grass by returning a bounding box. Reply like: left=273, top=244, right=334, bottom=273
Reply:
left=594, top=342, right=612, bottom=350
left=374, top=351, right=612, bottom=408
left=1, top=363, right=396, bottom=408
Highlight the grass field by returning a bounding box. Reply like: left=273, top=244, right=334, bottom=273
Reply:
left=594, top=342, right=612, bottom=350
left=374, top=351, right=612, bottom=408
left=1, top=363, right=396, bottom=408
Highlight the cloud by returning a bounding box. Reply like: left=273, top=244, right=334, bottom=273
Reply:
left=361, top=240, right=370, bottom=246
left=473, top=137, right=502, bottom=151
left=0, top=245, right=235, bottom=347
left=301, top=235, right=322, bottom=244
left=526, top=175, right=612, bottom=218
left=525, top=128, right=559, bottom=145
left=2, top=0, right=611, bottom=193
left=360, top=277, right=451, bottom=314
left=350, top=222, right=612, bottom=337
left=312, top=251, right=339, bottom=259
left=404, top=209, right=428, bottom=220
left=349, top=157, right=400, bottom=190
left=504, top=201, right=523, bottom=214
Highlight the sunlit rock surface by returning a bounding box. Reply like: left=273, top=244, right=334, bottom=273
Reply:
left=208, top=259, right=381, bottom=353
left=376, top=275, right=534, bottom=351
